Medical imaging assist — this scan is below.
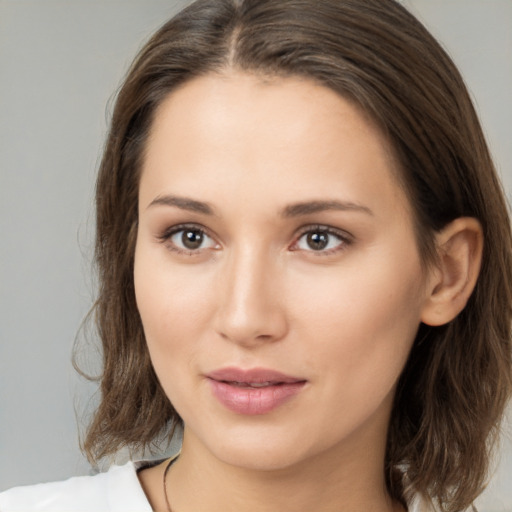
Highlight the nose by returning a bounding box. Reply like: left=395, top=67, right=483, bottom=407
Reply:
left=213, top=246, right=288, bottom=347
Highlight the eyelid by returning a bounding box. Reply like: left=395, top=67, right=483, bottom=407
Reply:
left=156, top=222, right=352, bottom=256
left=157, top=222, right=220, bottom=255
left=290, top=224, right=353, bottom=254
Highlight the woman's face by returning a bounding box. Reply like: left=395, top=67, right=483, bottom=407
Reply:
left=134, top=72, right=431, bottom=471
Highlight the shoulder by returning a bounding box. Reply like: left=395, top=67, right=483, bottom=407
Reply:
left=0, top=461, right=152, bottom=512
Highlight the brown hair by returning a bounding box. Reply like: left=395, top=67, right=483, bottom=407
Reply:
left=80, top=1, right=512, bottom=510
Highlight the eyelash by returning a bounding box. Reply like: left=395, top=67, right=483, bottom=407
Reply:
left=157, top=223, right=218, bottom=256
left=157, top=223, right=353, bottom=256
left=291, top=225, right=353, bottom=255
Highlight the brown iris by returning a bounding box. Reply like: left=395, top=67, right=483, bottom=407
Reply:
left=182, top=229, right=204, bottom=250
left=306, top=232, right=329, bottom=250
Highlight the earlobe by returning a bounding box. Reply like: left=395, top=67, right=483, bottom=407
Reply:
left=421, top=217, right=483, bottom=327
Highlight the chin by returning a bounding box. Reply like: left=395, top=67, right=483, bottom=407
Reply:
left=187, top=419, right=327, bottom=473
left=216, top=443, right=310, bottom=472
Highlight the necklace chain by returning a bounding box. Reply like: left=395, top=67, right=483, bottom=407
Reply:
left=163, top=456, right=178, bottom=512
left=162, top=454, right=405, bottom=512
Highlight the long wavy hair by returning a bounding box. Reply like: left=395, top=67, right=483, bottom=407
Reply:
left=79, top=1, right=512, bottom=510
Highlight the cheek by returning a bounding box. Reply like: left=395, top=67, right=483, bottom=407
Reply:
left=290, top=251, right=425, bottom=388
left=133, top=243, right=215, bottom=371
left=134, top=260, right=217, bottom=418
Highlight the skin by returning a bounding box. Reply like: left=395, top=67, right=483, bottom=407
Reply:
left=134, top=72, right=482, bottom=512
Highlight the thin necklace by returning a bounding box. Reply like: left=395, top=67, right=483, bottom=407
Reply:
left=163, top=455, right=179, bottom=512
left=162, top=459, right=406, bottom=512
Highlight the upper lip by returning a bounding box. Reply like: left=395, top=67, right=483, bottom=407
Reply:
left=206, top=367, right=306, bottom=384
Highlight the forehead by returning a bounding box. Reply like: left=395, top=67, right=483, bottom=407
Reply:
left=140, top=71, right=410, bottom=221
left=147, top=72, right=388, bottom=157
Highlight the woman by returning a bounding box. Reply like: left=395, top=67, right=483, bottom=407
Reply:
left=1, top=0, right=510, bottom=511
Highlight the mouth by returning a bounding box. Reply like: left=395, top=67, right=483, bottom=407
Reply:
left=205, top=367, right=307, bottom=415
left=224, top=381, right=287, bottom=388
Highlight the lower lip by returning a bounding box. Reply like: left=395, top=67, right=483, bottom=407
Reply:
left=208, top=379, right=306, bottom=415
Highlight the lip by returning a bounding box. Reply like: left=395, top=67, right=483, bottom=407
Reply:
left=206, top=367, right=307, bottom=415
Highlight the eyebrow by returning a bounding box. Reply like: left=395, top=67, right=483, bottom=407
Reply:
left=146, top=195, right=215, bottom=215
left=146, top=195, right=372, bottom=218
left=281, top=200, right=373, bottom=217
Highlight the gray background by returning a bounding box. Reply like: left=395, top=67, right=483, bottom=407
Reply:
left=1, top=0, right=511, bottom=509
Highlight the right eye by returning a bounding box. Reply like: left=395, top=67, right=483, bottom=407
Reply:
left=160, top=225, right=219, bottom=254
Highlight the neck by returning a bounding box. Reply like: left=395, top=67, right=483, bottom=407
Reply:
left=163, top=431, right=401, bottom=512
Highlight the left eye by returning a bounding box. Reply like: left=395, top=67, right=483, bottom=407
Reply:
left=294, top=228, right=347, bottom=252
left=168, top=227, right=217, bottom=252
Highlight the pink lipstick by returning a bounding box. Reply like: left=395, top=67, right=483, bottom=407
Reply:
left=206, top=367, right=307, bottom=415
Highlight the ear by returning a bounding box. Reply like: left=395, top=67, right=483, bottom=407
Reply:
left=421, top=217, right=483, bottom=326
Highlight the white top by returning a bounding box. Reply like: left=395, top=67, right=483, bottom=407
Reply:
left=0, top=461, right=432, bottom=511
left=0, top=461, right=152, bottom=512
